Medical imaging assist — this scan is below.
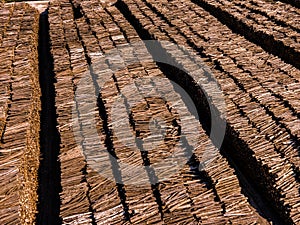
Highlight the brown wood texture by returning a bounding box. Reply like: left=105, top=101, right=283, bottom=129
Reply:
left=0, top=3, right=41, bottom=225
left=120, top=0, right=300, bottom=223
left=0, top=0, right=299, bottom=223
left=191, top=0, right=300, bottom=70
left=48, top=0, right=269, bottom=224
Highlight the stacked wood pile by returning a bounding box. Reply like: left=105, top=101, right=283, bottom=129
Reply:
left=190, top=0, right=300, bottom=70
left=133, top=0, right=300, bottom=170
left=48, top=1, right=94, bottom=223
left=236, top=0, right=300, bottom=33
left=119, top=0, right=300, bottom=223
left=0, top=3, right=41, bottom=225
left=102, top=5, right=266, bottom=223
left=0, top=0, right=299, bottom=223
left=48, top=0, right=267, bottom=224
left=205, top=0, right=300, bottom=51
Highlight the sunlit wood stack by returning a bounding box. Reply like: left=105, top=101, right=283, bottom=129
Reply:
left=0, top=3, right=41, bottom=225
left=46, top=0, right=271, bottom=224
left=0, top=0, right=299, bottom=224
left=121, top=0, right=300, bottom=223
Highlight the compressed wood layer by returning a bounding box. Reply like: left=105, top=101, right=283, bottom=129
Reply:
left=119, top=0, right=300, bottom=223
left=48, top=0, right=266, bottom=224
left=0, top=3, right=41, bottom=225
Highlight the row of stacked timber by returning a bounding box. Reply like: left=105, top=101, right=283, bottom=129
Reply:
left=208, top=0, right=300, bottom=48
left=135, top=0, right=300, bottom=166
left=189, top=0, right=300, bottom=70
left=0, top=2, right=41, bottom=225
left=48, top=1, right=94, bottom=223
left=48, top=0, right=268, bottom=224
left=118, top=0, right=300, bottom=223
left=234, top=0, right=300, bottom=32
left=0, top=0, right=298, bottom=223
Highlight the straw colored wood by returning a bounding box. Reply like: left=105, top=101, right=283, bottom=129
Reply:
left=0, top=3, right=41, bottom=225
